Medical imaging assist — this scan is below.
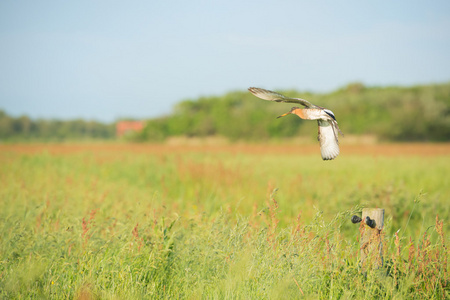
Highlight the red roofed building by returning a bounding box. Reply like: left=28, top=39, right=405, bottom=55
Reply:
left=116, top=121, right=145, bottom=137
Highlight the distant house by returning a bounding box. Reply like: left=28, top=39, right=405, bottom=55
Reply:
left=116, top=121, right=145, bottom=137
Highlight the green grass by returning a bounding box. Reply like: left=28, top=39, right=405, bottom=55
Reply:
left=0, top=144, right=449, bottom=299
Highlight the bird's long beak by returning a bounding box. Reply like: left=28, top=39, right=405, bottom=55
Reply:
left=277, top=111, right=291, bottom=119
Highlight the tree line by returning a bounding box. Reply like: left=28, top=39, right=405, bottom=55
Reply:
left=0, top=110, right=115, bottom=141
left=1, top=82, right=449, bottom=142
left=136, top=82, right=450, bottom=142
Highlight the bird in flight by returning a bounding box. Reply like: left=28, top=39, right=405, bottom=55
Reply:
left=248, top=87, right=343, bottom=160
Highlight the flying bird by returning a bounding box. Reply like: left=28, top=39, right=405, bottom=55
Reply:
left=248, top=87, right=343, bottom=160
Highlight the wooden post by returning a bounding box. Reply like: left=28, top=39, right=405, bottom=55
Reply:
left=360, top=208, right=384, bottom=271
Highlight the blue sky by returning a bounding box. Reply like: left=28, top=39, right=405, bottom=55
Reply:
left=1, top=1, right=449, bottom=122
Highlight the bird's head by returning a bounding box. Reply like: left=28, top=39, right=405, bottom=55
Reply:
left=277, top=107, right=300, bottom=119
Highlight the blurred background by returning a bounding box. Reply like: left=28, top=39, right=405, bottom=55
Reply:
left=0, top=1, right=449, bottom=142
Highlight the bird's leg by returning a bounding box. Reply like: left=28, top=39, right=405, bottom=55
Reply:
left=333, top=120, right=344, bottom=137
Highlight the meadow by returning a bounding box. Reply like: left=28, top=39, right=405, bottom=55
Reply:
left=0, top=143, right=449, bottom=299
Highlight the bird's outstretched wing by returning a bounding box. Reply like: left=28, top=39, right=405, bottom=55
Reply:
left=317, top=120, right=340, bottom=160
left=248, top=87, right=315, bottom=108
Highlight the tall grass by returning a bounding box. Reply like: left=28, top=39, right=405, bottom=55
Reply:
left=0, top=144, right=448, bottom=298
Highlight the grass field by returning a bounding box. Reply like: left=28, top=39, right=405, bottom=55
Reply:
left=0, top=143, right=449, bottom=299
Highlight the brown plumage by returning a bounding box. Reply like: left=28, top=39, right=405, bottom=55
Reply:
left=248, top=87, right=343, bottom=160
